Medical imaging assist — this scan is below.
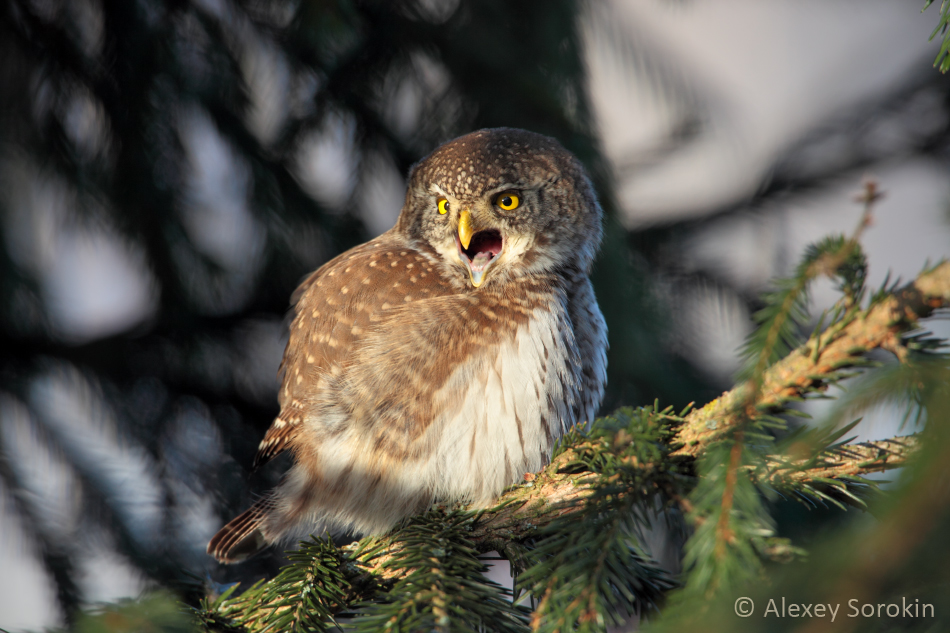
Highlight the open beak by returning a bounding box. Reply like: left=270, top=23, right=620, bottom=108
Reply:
left=458, top=209, right=476, bottom=250
left=456, top=210, right=503, bottom=287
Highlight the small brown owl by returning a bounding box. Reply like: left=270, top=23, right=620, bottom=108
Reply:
left=208, top=128, right=607, bottom=563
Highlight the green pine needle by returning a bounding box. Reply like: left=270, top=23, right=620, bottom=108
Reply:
left=350, top=510, right=530, bottom=633
left=519, top=495, right=675, bottom=632
left=676, top=440, right=776, bottom=601
left=924, top=0, right=950, bottom=72
left=208, top=536, right=349, bottom=633
left=519, top=407, right=681, bottom=632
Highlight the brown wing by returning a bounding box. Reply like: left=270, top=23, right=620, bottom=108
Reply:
left=252, top=235, right=457, bottom=467
left=252, top=239, right=381, bottom=468
left=321, top=271, right=561, bottom=459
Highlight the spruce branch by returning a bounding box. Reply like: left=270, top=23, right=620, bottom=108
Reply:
left=738, top=182, right=876, bottom=385
left=760, top=431, right=919, bottom=511
left=676, top=193, right=877, bottom=598
left=672, top=259, right=950, bottom=458
left=796, top=399, right=950, bottom=633
left=344, top=434, right=918, bottom=582
left=202, top=537, right=350, bottom=633
left=350, top=511, right=531, bottom=633
left=517, top=410, right=679, bottom=630
left=201, top=417, right=922, bottom=632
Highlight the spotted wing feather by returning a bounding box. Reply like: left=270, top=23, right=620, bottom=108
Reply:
left=251, top=242, right=382, bottom=468
left=253, top=406, right=305, bottom=469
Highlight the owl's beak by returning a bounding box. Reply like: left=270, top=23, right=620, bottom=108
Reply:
left=458, top=210, right=475, bottom=250
left=456, top=210, right=503, bottom=288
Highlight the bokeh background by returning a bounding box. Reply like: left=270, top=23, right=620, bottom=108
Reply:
left=1, top=0, right=948, bottom=629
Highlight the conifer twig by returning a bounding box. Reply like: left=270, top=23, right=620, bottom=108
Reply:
left=671, top=261, right=950, bottom=458
left=764, top=435, right=919, bottom=484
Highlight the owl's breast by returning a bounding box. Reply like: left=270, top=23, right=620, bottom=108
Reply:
left=424, top=283, right=583, bottom=503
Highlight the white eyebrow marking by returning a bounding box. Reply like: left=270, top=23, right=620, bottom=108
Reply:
left=488, top=183, right=528, bottom=196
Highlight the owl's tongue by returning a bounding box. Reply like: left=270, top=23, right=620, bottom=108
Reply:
left=470, top=251, right=493, bottom=270
left=466, top=230, right=502, bottom=271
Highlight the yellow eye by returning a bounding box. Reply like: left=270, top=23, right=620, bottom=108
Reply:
left=496, top=193, right=520, bottom=211
left=438, top=198, right=450, bottom=214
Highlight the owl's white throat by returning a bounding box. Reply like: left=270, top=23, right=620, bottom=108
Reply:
left=456, top=229, right=503, bottom=287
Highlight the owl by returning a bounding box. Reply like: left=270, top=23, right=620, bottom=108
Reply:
left=208, top=128, right=608, bottom=563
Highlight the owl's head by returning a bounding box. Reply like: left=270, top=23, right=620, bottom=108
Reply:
left=397, top=128, right=603, bottom=289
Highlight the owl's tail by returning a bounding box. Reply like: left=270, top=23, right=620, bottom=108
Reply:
left=207, top=495, right=275, bottom=564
